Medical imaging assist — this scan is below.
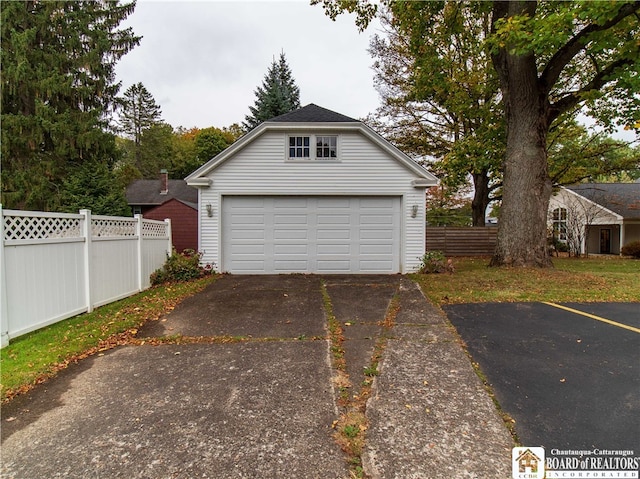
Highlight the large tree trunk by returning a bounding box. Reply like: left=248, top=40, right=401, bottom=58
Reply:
left=471, top=171, right=490, bottom=227
left=490, top=1, right=553, bottom=267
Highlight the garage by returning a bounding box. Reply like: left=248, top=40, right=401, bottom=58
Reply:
left=186, top=104, right=438, bottom=273
left=222, top=196, right=401, bottom=274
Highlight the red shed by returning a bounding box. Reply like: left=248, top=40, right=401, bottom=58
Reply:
left=143, top=198, right=198, bottom=253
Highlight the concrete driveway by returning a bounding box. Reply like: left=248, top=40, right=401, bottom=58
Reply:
left=2, top=275, right=513, bottom=479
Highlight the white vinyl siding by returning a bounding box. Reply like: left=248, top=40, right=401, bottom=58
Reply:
left=197, top=130, right=428, bottom=273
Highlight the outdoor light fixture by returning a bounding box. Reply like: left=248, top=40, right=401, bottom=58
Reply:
left=206, top=203, right=213, bottom=217
left=411, top=204, right=419, bottom=218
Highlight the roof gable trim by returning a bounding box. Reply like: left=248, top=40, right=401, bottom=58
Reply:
left=186, top=122, right=438, bottom=184
left=560, top=187, right=623, bottom=221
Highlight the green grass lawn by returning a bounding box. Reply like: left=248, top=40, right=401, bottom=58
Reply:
left=1, top=275, right=216, bottom=403
left=414, top=256, right=640, bottom=305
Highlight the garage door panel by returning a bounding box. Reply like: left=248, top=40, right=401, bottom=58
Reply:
left=317, top=214, right=350, bottom=225
left=274, top=260, right=309, bottom=271
left=360, top=230, right=394, bottom=240
left=223, top=196, right=400, bottom=274
left=317, top=198, right=350, bottom=208
left=231, top=230, right=265, bottom=240
left=230, top=260, right=266, bottom=272
left=274, top=197, right=308, bottom=206
left=361, top=214, right=394, bottom=225
left=318, top=244, right=350, bottom=254
left=274, top=215, right=308, bottom=225
left=274, top=244, right=308, bottom=254
left=230, top=244, right=265, bottom=254
left=359, top=260, right=393, bottom=271
left=231, top=215, right=265, bottom=225
left=317, top=260, right=351, bottom=272
left=317, top=229, right=351, bottom=240
left=232, top=197, right=265, bottom=208
left=274, top=229, right=308, bottom=240
left=360, top=198, right=394, bottom=207
left=360, top=244, right=393, bottom=254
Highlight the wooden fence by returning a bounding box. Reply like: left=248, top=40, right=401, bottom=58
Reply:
left=426, top=227, right=498, bottom=256
left=1, top=207, right=172, bottom=347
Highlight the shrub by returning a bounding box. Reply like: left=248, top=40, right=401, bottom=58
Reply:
left=416, top=251, right=455, bottom=274
left=621, top=240, right=640, bottom=259
left=150, top=249, right=213, bottom=285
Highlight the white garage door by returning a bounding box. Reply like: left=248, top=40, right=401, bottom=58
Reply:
left=222, top=196, right=401, bottom=274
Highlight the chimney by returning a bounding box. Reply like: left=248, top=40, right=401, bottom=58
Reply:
left=160, top=169, right=168, bottom=195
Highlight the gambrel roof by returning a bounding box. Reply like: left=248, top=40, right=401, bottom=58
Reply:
left=567, top=183, right=640, bottom=220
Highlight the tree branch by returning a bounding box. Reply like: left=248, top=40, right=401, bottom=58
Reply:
left=549, top=56, right=635, bottom=122
left=540, top=2, right=640, bottom=93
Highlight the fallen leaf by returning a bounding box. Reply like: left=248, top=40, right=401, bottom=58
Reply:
left=6, top=417, right=16, bottom=422
left=405, top=404, right=412, bottom=409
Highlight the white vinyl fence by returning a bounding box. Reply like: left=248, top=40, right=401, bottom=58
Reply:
left=0, top=206, right=172, bottom=347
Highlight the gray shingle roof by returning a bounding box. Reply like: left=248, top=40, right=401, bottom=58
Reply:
left=126, top=179, right=198, bottom=206
left=268, top=103, right=359, bottom=123
left=567, top=183, right=640, bottom=219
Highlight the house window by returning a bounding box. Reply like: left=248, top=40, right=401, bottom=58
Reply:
left=316, top=136, right=337, bottom=159
left=289, top=136, right=310, bottom=159
left=287, top=135, right=338, bottom=160
left=552, top=207, right=567, bottom=241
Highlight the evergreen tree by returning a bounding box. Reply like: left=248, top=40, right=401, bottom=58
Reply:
left=243, top=53, right=301, bottom=131
left=136, top=123, right=174, bottom=178
left=1, top=0, right=140, bottom=211
left=60, top=159, right=131, bottom=217
left=118, top=82, right=162, bottom=166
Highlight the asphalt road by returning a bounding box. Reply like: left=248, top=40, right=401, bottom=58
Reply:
left=443, top=302, right=640, bottom=452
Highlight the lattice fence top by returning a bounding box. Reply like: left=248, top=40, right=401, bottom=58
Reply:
left=142, top=220, right=168, bottom=238
left=3, top=210, right=170, bottom=241
left=91, top=217, right=137, bottom=237
left=4, top=214, right=83, bottom=241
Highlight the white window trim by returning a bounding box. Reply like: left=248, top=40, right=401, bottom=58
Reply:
left=286, top=134, right=340, bottom=161
left=552, top=207, right=568, bottom=242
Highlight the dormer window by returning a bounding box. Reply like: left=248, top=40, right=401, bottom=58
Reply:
left=289, top=136, right=310, bottom=159
left=316, top=136, right=337, bottom=158
left=288, top=135, right=338, bottom=160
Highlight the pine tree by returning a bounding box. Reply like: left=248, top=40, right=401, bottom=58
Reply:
left=60, top=159, right=131, bottom=216
left=118, top=82, right=163, bottom=164
left=1, top=0, right=140, bottom=211
left=243, top=53, right=301, bottom=131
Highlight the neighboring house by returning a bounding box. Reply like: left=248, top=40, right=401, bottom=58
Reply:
left=126, top=170, right=198, bottom=252
left=548, top=183, right=640, bottom=255
left=186, top=103, right=438, bottom=274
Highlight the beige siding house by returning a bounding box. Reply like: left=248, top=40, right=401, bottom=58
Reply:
left=548, top=183, right=640, bottom=255
left=186, top=104, right=438, bottom=274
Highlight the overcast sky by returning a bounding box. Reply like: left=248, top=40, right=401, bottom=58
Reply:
left=114, top=0, right=381, bottom=129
